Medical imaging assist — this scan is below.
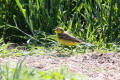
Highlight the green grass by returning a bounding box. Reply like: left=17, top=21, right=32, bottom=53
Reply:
left=0, top=38, right=119, bottom=58
left=0, top=0, right=120, bottom=49
left=0, top=58, right=89, bottom=80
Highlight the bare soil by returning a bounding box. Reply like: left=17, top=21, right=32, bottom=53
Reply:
left=0, top=52, right=120, bottom=80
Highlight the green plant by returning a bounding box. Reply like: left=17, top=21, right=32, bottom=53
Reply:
left=0, top=0, right=119, bottom=51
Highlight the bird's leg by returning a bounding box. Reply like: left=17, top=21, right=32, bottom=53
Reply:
left=69, top=46, right=73, bottom=54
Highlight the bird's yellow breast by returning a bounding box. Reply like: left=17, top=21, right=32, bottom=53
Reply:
left=58, top=38, right=78, bottom=46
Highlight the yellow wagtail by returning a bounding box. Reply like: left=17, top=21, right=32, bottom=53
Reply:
left=54, top=27, right=82, bottom=46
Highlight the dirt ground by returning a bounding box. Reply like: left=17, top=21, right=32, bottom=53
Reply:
left=0, top=52, right=120, bottom=80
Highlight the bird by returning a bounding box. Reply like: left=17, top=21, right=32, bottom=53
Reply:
left=54, top=27, right=82, bottom=46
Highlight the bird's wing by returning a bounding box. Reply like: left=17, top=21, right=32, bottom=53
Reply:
left=58, top=32, right=81, bottom=43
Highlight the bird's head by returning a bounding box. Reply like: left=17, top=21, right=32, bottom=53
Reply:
left=54, top=27, right=64, bottom=34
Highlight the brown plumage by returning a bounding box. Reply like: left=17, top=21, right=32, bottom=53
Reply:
left=57, top=32, right=81, bottom=43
